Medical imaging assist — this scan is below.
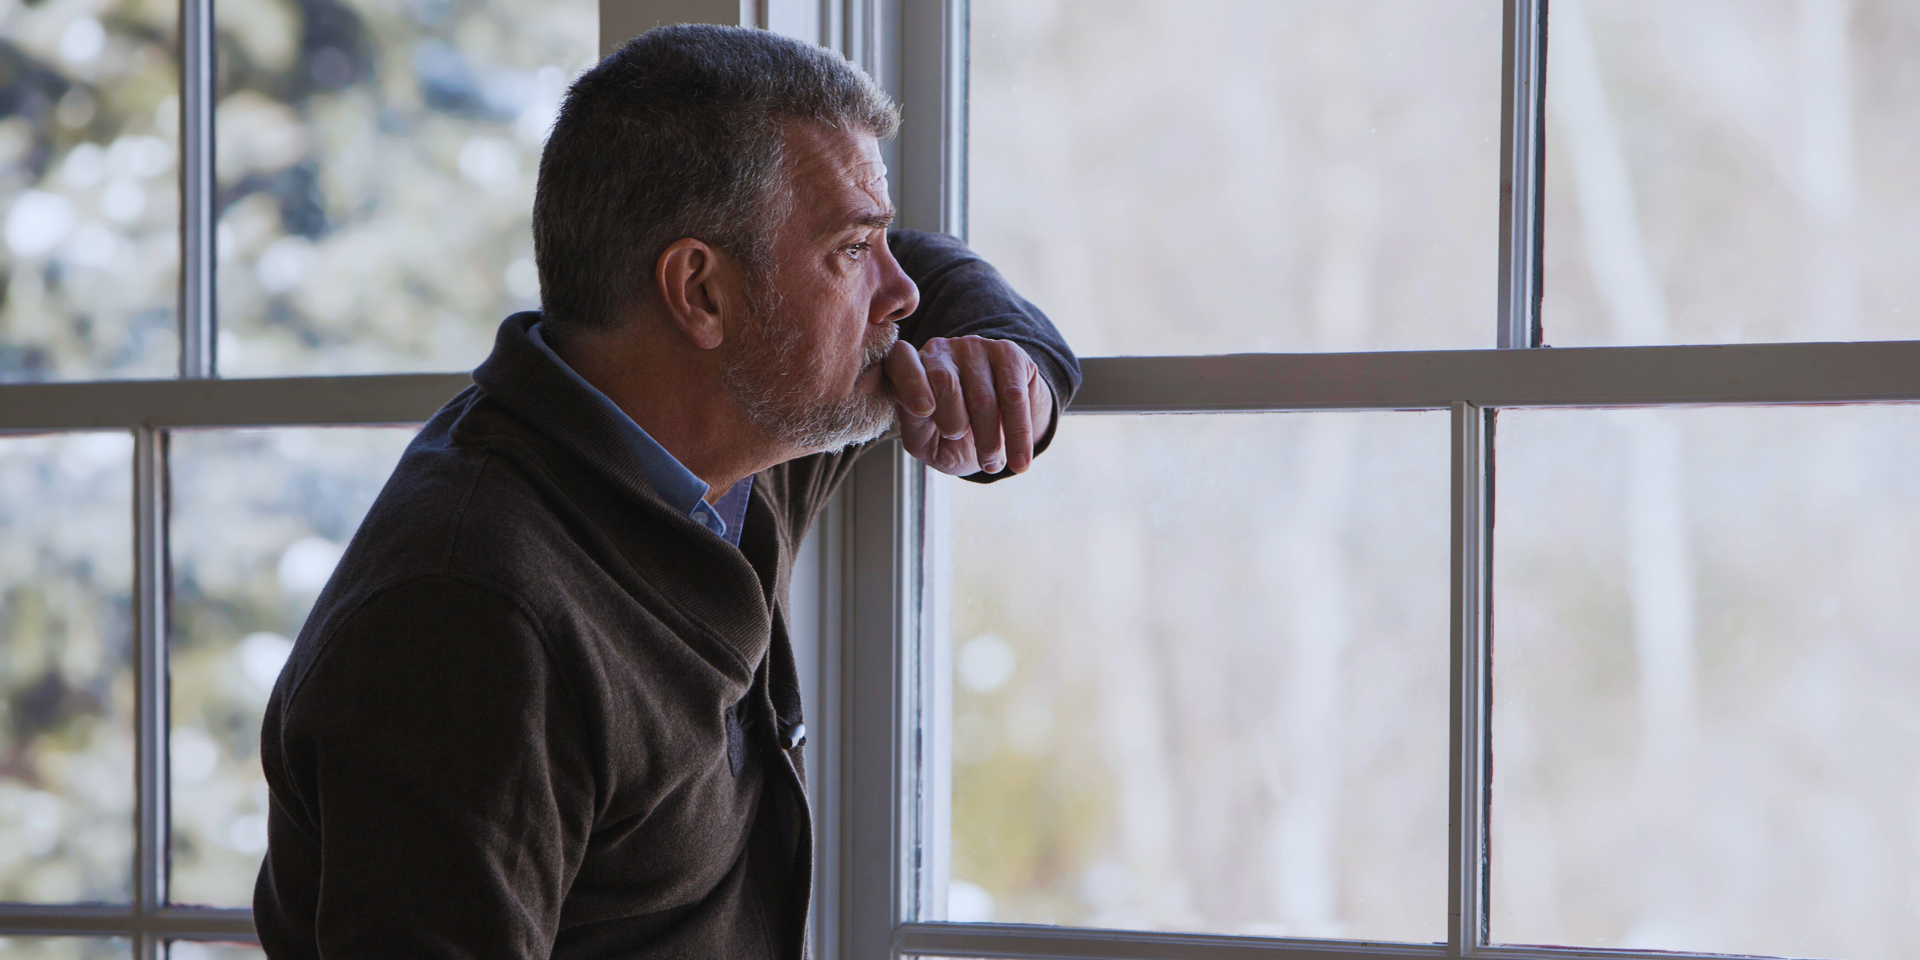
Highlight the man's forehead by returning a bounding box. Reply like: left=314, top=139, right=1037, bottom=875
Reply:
left=838, top=151, right=889, bottom=203
left=787, top=123, right=892, bottom=222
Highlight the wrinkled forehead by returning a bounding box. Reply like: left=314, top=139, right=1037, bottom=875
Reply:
left=784, top=121, right=891, bottom=220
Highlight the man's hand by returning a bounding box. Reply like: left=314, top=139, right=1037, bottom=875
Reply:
left=884, top=336, right=1054, bottom=477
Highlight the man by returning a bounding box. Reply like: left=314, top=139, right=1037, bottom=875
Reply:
left=253, top=22, right=1077, bottom=960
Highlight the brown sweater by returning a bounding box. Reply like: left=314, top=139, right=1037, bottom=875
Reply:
left=252, top=230, right=1080, bottom=960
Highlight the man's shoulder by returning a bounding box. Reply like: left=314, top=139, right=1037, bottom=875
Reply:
left=300, top=391, right=748, bottom=658
left=296, top=398, right=584, bottom=636
left=270, top=417, right=606, bottom=720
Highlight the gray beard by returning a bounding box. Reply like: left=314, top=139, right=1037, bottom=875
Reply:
left=720, top=288, right=899, bottom=453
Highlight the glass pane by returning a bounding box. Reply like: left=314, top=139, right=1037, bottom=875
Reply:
left=0, top=939, right=131, bottom=960
left=939, top=412, right=1449, bottom=940
left=0, top=0, right=178, bottom=381
left=1542, top=0, right=1920, bottom=345
left=1493, top=405, right=1920, bottom=958
left=168, top=426, right=416, bottom=906
left=166, top=943, right=263, bottom=960
left=0, top=433, right=133, bottom=903
left=212, top=0, right=595, bottom=376
left=968, top=0, right=1501, bottom=356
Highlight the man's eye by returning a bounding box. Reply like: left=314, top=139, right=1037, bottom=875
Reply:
left=844, top=242, right=871, bottom=260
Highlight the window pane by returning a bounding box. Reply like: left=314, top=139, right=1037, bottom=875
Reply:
left=968, top=0, right=1500, bottom=356
left=938, top=412, right=1449, bottom=941
left=167, top=943, right=262, bottom=960
left=167, top=426, right=416, bottom=906
left=0, top=1, right=178, bottom=382
left=212, top=0, right=594, bottom=376
left=0, top=938, right=131, bottom=960
left=1492, top=405, right=1920, bottom=957
left=0, top=433, right=133, bottom=903
left=1542, top=0, right=1920, bottom=345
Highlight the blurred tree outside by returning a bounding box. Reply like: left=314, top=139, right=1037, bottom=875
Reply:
left=210, top=0, right=593, bottom=375
left=0, top=433, right=135, bottom=904
left=0, top=0, right=180, bottom=381
left=0, top=939, right=128, bottom=960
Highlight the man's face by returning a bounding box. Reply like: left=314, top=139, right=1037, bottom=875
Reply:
left=719, top=122, right=920, bottom=453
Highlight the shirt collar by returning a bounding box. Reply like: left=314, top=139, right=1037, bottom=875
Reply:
left=526, top=322, right=751, bottom=546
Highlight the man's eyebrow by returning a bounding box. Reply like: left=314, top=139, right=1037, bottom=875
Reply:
left=849, top=208, right=895, bottom=229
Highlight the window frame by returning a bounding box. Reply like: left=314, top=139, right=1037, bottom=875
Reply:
left=1, top=0, right=1917, bottom=957
left=859, top=1, right=1920, bottom=960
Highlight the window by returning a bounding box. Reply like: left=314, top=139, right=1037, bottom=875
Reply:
left=1492, top=405, right=1920, bottom=957
left=941, top=412, right=1452, bottom=940
left=967, top=0, right=1501, bottom=355
left=819, top=2, right=1920, bottom=960
left=0, top=0, right=178, bottom=381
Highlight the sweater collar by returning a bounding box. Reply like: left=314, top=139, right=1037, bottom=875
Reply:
left=472, top=313, right=763, bottom=554
left=524, top=321, right=753, bottom=547
left=469, top=312, right=778, bottom=672
left=473, top=312, right=660, bottom=503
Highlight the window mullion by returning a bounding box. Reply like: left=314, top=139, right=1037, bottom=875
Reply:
left=838, top=441, right=918, bottom=960
left=1496, top=0, right=1547, bottom=350
left=1489, top=4, right=1544, bottom=946
left=1449, top=402, right=1492, bottom=955
left=179, top=0, right=217, bottom=380
left=898, top=0, right=965, bottom=237
left=133, top=426, right=172, bottom=958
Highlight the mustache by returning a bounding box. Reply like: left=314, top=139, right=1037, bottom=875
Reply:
left=862, top=325, right=900, bottom=369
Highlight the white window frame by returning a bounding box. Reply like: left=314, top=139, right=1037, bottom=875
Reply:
left=824, top=3, right=1920, bottom=960
left=1, top=1, right=1916, bottom=957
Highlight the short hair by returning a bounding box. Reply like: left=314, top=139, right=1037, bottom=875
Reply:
left=532, top=24, right=900, bottom=332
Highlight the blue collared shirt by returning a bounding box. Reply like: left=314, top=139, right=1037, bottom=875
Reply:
left=528, top=323, right=753, bottom=547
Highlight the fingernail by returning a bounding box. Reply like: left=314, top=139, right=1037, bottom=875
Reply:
left=986, top=458, right=1005, bottom=472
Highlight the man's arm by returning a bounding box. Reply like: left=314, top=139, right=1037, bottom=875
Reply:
left=257, top=578, right=593, bottom=959
left=884, top=228, right=1082, bottom=482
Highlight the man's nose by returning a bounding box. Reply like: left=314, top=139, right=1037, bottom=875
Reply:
left=875, top=242, right=919, bottom=326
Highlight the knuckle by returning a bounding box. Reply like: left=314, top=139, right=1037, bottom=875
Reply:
left=963, top=380, right=997, bottom=405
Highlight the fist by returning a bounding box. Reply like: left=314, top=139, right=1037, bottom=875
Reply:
left=883, top=335, right=1054, bottom=477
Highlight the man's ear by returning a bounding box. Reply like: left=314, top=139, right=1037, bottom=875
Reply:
left=655, top=238, right=744, bottom=351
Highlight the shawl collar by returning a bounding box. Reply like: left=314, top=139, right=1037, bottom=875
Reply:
left=469, top=312, right=776, bottom=673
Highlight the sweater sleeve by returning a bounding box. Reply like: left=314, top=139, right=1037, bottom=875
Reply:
left=256, top=576, right=594, bottom=960
left=888, top=228, right=1083, bottom=480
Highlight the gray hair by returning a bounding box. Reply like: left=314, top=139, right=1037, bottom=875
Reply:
left=532, top=24, right=900, bottom=332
